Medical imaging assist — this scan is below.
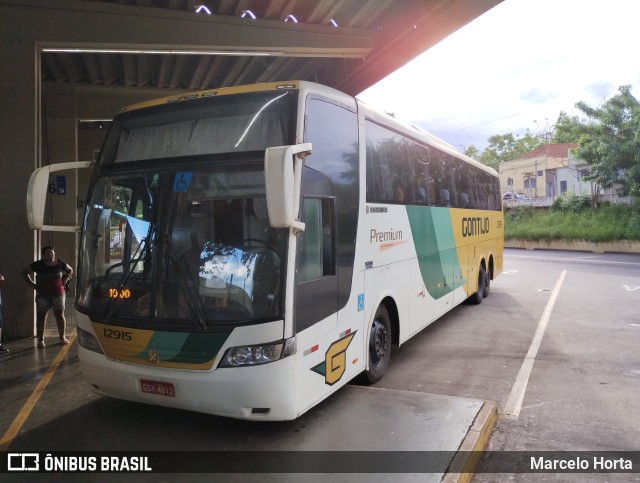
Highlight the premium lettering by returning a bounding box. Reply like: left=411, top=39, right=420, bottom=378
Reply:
left=370, top=228, right=403, bottom=243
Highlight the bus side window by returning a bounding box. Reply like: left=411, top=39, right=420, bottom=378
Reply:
left=440, top=189, right=451, bottom=207
left=365, top=120, right=413, bottom=204
left=455, top=159, right=472, bottom=208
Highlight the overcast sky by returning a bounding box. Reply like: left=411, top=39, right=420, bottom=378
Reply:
left=358, top=0, right=640, bottom=152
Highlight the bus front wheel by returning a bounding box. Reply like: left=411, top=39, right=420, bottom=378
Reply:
left=362, top=305, right=391, bottom=384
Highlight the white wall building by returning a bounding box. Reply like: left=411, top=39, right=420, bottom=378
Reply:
left=499, top=143, right=607, bottom=199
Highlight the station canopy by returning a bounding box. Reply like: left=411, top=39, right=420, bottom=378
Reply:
left=41, top=0, right=501, bottom=96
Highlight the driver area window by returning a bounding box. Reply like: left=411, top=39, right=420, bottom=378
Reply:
left=297, top=198, right=334, bottom=283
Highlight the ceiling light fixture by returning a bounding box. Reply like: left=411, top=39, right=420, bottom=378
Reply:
left=194, top=5, right=212, bottom=15
left=41, top=48, right=278, bottom=56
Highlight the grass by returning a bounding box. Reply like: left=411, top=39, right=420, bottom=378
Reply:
left=505, top=199, right=640, bottom=242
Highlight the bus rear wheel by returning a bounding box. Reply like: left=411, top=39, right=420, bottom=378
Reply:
left=362, top=305, right=391, bottom=384
left=468, top=264, right=486, bottom=305
left=483, top=265, right=491, bottom=298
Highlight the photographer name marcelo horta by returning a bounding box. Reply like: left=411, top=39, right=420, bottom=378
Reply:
left=531, top=456, right=634, bottom=472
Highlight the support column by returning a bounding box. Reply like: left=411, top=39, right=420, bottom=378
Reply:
left=0, top=38, right=38, bottom=338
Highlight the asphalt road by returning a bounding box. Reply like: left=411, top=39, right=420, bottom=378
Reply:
left=377, top=249, right=640, bottom=439
left=393, top=248, right=640, bottom=482
left=371, top=248, right=640, bottom=480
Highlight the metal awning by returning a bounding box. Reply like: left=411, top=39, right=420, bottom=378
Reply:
left=40, top=0, right=502, bottom=96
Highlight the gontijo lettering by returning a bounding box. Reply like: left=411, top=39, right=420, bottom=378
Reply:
left=462, top=217, right=490, bottom=237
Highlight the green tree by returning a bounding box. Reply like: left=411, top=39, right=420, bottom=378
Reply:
left=463, top=145, right=480, bottom=159
left=477, top=130, right=543, bottom=169
left=552, top=111, right=581, bottom=143
left=554, top=85, right=640, bottom=197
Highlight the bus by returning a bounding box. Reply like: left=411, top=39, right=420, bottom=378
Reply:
left=28, top=81, right=503, bottom=420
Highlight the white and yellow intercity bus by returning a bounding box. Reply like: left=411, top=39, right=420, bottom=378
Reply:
left=28, top=81, right=503, bottom=420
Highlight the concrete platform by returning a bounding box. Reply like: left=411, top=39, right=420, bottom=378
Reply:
left=0, top=336, right=496, bottom=482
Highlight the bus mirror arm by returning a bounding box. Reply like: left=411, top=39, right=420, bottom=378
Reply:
left=264, top=143, right=311, bottom=232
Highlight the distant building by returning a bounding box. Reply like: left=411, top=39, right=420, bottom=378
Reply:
left=499, top=143, right=600, bottom=198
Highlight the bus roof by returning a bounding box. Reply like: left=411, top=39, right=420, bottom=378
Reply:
left=117, top=80, right=303, bottom=114
left=116, top=79, right=496, bottom=177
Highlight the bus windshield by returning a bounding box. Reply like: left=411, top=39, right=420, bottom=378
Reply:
left=76, top=89, right=296, bottom=329
left=100, top=90, right=293, bottom=165
left=77, top=164, right=287, bottom=328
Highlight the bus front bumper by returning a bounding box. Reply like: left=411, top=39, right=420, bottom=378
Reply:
left=78, top=345, right=298, bottom=421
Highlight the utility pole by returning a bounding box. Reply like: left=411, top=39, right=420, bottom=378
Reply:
left=533, top=119, right=553, bottom=198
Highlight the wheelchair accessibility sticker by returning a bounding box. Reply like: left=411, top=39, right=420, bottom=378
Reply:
left=173, top=172, right=193, bottom=192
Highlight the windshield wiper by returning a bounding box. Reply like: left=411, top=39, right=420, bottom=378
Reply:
left=165, top=240, right=208, bottom=330
left=102, top=234, right=149, bottom=323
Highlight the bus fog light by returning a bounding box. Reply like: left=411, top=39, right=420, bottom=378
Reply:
left=220, top=337, right=296, bottom=367
left=77, top=327, right=104, bottom=354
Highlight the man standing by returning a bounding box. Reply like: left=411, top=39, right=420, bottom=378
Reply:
left=22, top=246, right=73, bottom=348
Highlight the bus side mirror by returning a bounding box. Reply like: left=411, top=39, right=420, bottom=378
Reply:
left=27, top=161, right=93, bottom=231
left=264, top=143, right=311, bottom=232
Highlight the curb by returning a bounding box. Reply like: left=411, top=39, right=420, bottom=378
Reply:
left=441, top=401, right=498, bottom=483
left=505, top=239, right=640, bottom=254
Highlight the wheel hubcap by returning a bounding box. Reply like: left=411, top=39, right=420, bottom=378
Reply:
left=370, top=319, right=389, bottom=367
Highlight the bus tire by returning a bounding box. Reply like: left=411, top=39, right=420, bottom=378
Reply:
left=468, top=265, right=485, bottom=305
left=483, top=265, right=491, bottom=298
left=362, top=305, right=392, bottom=384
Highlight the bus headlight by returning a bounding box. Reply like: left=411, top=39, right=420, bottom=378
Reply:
left=77, top=327, right=104, bottom=354
left=219, top=337, right=296, bottom=367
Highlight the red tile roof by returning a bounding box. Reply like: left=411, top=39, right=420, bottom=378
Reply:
left=515, top=143, right=577, bottom=160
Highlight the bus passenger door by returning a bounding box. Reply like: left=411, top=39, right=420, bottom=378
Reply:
left=294, top=198, right=337, bottom=328
left=294, top=197, right=339, bottom=412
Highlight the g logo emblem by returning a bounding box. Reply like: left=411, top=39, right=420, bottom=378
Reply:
left=311, top=332, right=356, bottom=385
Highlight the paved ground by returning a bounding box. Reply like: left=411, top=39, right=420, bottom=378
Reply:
left=473, top=250, right=640, bottom=482
left=360, top=249, right=640, bottom=480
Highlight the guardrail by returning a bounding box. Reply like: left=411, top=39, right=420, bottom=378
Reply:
left=503, top=195, right=633, bottom=209
left=505, top=238, right=640, bottom=253
left=503, top=197, right=553, bottom=208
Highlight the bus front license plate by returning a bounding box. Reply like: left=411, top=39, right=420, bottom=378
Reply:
left=140, top=379, right=175, bottom=397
